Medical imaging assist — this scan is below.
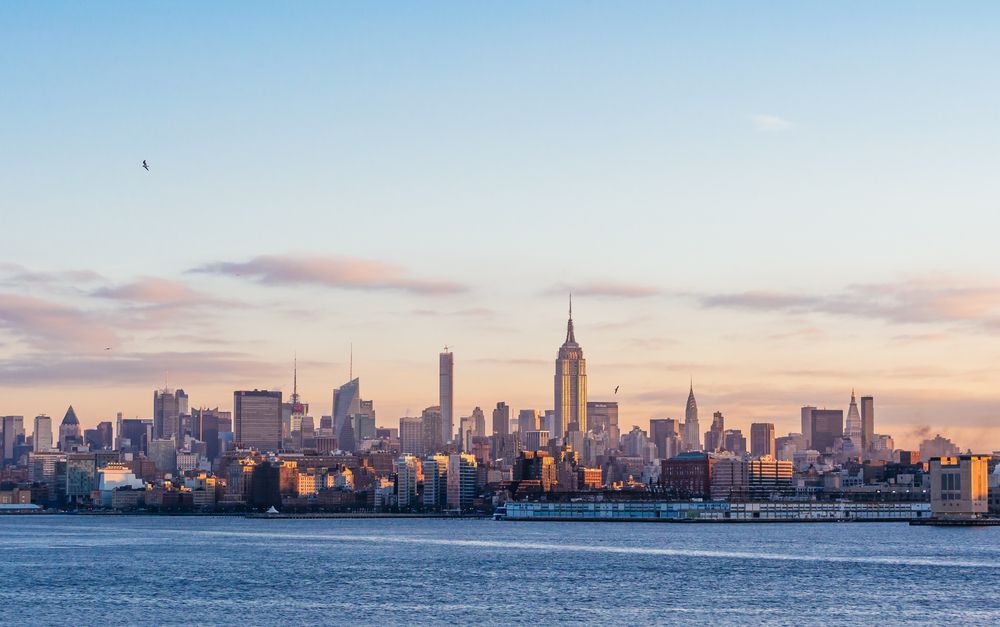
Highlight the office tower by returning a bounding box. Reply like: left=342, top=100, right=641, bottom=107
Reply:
left=723, top=429, right=747, bottom=456
left=471, top=406, right=486, bottom=438
left=234, top=390, right=282, bottom=452
left=492, top=402, right=510, bottom=436
left=513, top=451, right=557, bottom=490
left=750, top=423, right=776, bottom=458
left=810, top=409, right=844, bottom=453
left=554, top=297, right=587, bottom=434
left=523, top=430, right=550, bottom=452
left=704, top=411, right=725, bottom=452
left=399, top=416, right=424, bottom=456
left=332, top=379, right=375, bottom=452
left=844, top=390, right=862, bottom=448
left=149, top=438, right=177, bottom=473
left=33, top=415, right=52, bottom=452
left=248, top=461, right=281, bottom=510
left=518, top=409, right=539, bottom=434
left=423, top=455, right=449, bottom=508
left=84, top=423, right=112, bottom=451
left=153, top=388, right=181, bottom=442
left=354, top=410, right=375, bottom=442
left=96, top=422, right=113, bottom=449
left=439, top=349, right=454, bottom=445
left=685, top=383, right=700, bottom=451
left=447, top=453, right=478, bottom=510
left=332, top=378, right=360, bottom=452
left=621, top=426, right=649, bottom=458
left=65, top=453, right=97, bottom=504
left=587, top=401, right=620, bottom=446
left=395, top=455, right=420, bottom=508
left=800, top=406, right=816, bottom=449
left=459, top=415, right=474, bottom=452
left=2, top=416, right=25, bottom=464
left=59, top=406, right=82, bottom=451
left=193, top=408, right=225, bottom=462
left=282, top=360, right=309, bottom=449
left=860, top=396, right=874, bottom=454
left=775, top=433, right=806, bottom=461
left=649, top=418, right=678, bottom=459
left=421, top=406, right=444, bottom=453
left=119, top=418, right=152, bottom=454
left=541, top=409, right=557, bottom=437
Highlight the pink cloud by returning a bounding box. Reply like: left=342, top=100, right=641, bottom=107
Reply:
left=192, top=255, right=467, bottom=295
left=0, top=350, right=283, bottom=386
left=92, top=277, right=222, bottom=306
left=699, top=278, right=1000, bottom=329
left=0, top=293, right=117, bottom=349
left=548, top=281, right=660, bottom=298
left=0, top=262, right=104, bottom=285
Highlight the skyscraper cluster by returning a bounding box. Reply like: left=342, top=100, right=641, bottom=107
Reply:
left=0, top=299, right=975, bottom=515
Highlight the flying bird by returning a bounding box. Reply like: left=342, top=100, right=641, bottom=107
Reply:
left=142, top=160, right=149, bottom=171
left=104, top=347, right=112, bottom=351
left=614, top=385, right=620, bottom=394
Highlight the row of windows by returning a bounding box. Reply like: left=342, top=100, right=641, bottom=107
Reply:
left=940, top=472, right=962, bottom=491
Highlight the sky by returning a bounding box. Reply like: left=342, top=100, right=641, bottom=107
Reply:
left=3, top=2, right=1000, bottom=450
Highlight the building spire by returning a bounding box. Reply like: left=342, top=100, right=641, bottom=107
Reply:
left=565, top=293, right=576, bottom=344
left=349, top=342, right=353, bottom=381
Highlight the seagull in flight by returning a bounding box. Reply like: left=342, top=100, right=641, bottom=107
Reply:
left=142, top=160, right=149, bottom=171
left=104, top=347, right=112, bottom=351
left=614, top=385, right=620, bottom=394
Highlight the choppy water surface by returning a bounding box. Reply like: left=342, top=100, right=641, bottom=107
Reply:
left=1, top=516, right=998, bottom=625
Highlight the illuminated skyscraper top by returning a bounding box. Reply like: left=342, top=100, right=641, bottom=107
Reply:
left=685, top=381, right=700, bottom=451
left=554, top=296, right=587, bottom=435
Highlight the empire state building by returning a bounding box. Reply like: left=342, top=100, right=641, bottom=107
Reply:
left=554, top=298, right=587, bottom=436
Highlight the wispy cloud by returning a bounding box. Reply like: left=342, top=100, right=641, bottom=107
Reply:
left=0, top=262, right=104, bottom=285
left=192, top=255, right=467, bottom=295
left=750, top=113, right=796, bottom=132
left=92, top=277, right=223, bottom=307
left=546, top=281, right=660, bottom=298
left=697, top=278, right=1000, bottom=329
left=0, top=350, right=283, bottom=386
left=0, top=293, right=117, bottom=349
left=412, top=307, right=494, bottom=318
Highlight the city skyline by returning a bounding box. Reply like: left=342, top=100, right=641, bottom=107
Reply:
left=4, top=3, right=1000, bottom=449
left=0, top=301, right=977, bottom=453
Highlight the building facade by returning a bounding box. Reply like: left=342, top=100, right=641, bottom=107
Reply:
left=554, top=300, right=587, bottom=435
left=234, top=390, right=282, bottom=452
left=439, top=350, right=454, bottom=445
left=929, top=455, right=989, bottom=518
left=750, top=423, right=776, bottom=458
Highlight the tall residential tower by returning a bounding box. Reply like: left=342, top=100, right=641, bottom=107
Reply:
left=439, top=349, right=454, bottom=445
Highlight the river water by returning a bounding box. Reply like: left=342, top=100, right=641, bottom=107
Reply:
left=1, top=516, right=998, bottom=625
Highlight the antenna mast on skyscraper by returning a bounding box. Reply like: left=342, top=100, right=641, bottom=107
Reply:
left=349, top=342, right=353, bottom=380
left=292, top=352, right=299, bottom=404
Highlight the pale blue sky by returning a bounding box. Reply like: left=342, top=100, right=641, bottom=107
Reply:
left=3, top=2, right=1000, bottom=447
